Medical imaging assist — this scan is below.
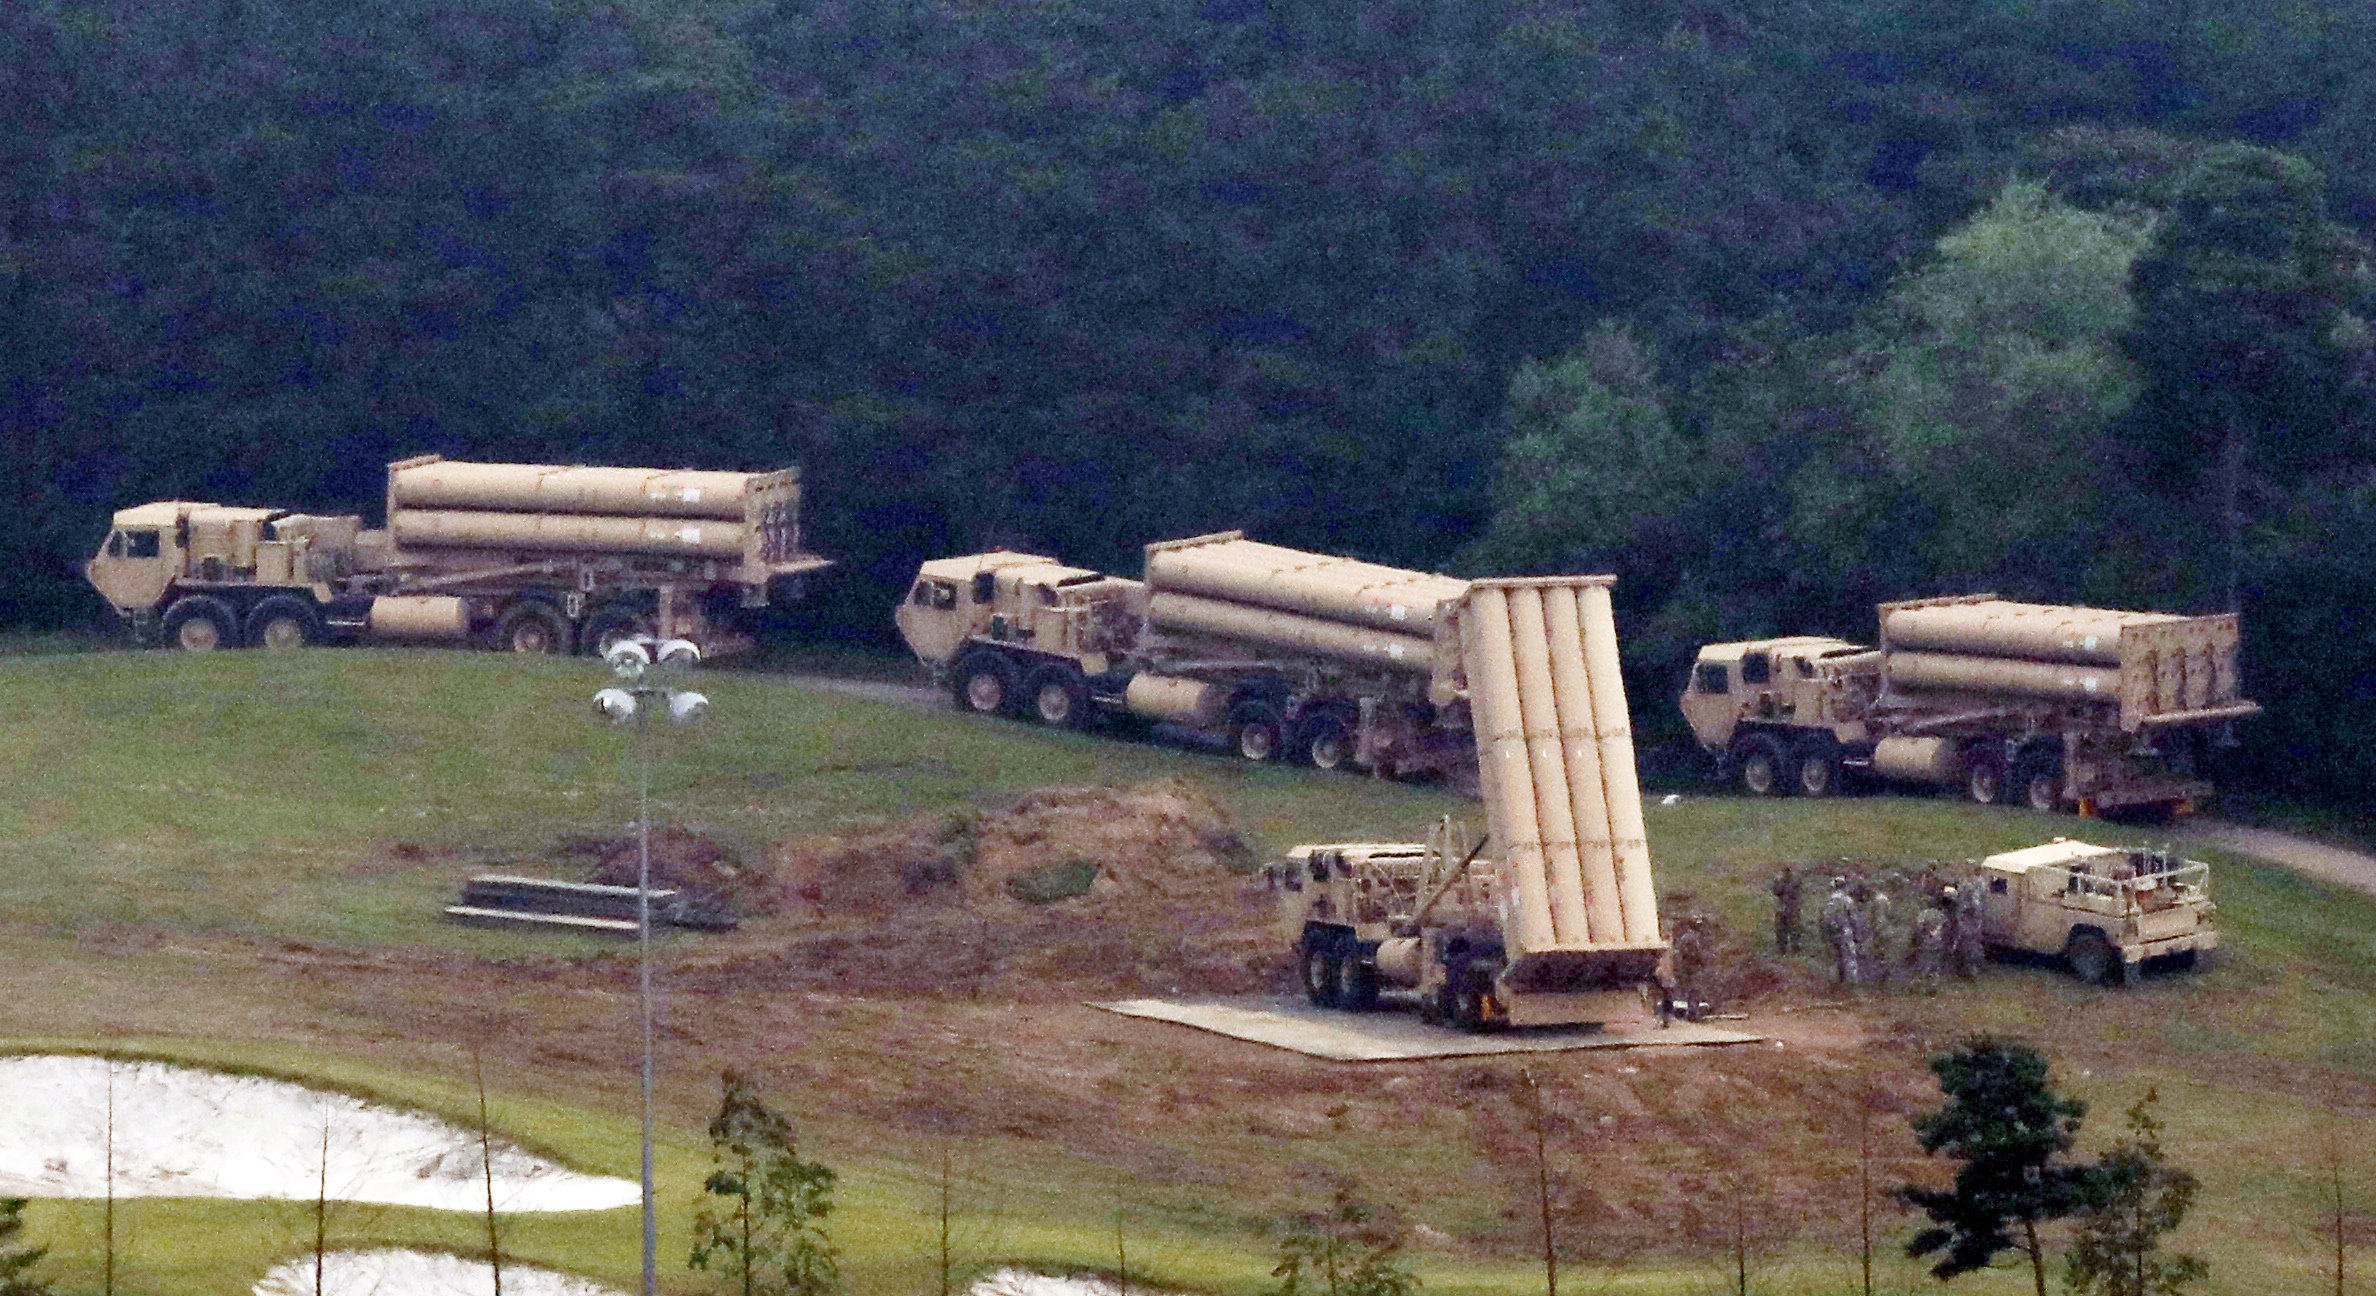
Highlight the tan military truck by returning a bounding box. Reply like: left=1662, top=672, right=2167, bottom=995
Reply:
left=894, top=533, right=1477, bottom=777
left=1974, top=839, right=2215, bottom=984
left=1679, top=596, right=2258, bottom=815
left=85, top=456, right=827, bottom=656
left=1264, top=577, right=1669, bottom=1031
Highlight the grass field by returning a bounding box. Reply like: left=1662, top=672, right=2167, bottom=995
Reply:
left=0, top=645, right=2370, bottom=1295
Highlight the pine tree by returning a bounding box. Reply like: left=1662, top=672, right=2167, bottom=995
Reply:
left=1902, top=1036, right=2095, bottom=1296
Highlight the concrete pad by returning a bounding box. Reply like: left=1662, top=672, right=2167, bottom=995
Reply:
left=1091, top=996, right=1765, bottom=1062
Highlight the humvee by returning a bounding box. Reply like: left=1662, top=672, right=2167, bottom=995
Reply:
left=1975, top=839, right=2216, bottom=984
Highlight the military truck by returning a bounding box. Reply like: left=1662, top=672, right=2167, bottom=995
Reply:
left=1264, top=577, right=1669, bottom=1030
left=894, top=532, right=1477, bottom=777
left=85, top=455, right=827, bottom=655
left=1974, top=839, right=2215, bottom=984
left=1679, top=596, right=2258, bottom=815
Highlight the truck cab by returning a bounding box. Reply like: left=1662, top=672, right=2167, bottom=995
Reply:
left=1679, top=637, right=1880, bottom=793
left=895, top=551, right=1148, bottom=722
left=1975, top=839, right=2216, bottom=984
left=86, top=501, right=366, bottom=648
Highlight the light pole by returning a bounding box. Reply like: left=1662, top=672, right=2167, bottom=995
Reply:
left=593, top=636, right=709, bottom=1296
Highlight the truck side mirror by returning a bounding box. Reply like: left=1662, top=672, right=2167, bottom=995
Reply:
left=972, top=571, right=995, bottom=603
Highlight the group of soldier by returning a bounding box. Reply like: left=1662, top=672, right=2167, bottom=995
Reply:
left=1769, top=863, right=1984, bottom=991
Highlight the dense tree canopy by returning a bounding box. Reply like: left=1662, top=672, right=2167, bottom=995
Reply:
left=5, top=0, right=2376, bottom=797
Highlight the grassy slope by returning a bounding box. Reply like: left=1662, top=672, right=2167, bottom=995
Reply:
left=0, top=647, right=2370, bottom=1294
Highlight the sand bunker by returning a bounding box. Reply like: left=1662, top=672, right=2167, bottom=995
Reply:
left=0, top=1056, right=636, bottom=1212
left=253, top=1249, right=621, bottom=1296
left=970, top=1269, right=1157, bottom=1296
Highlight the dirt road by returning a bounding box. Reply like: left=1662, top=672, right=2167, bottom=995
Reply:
left=2180, top=820, right=2376, bottom=901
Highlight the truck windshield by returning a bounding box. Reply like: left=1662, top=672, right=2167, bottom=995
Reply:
left=123, top=530, right=160, bottom=559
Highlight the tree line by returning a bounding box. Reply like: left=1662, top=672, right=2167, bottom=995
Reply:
left=3, top=0, right=2374, bottom=796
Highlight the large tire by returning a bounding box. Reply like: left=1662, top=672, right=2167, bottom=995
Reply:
left=1299, top=942, right=1342, bottom=1008
left=1026, top=664, right=1091, bottom=729
left=582, top=606, right=652, bottom=658
left=161, top=595, right=237, bottom=652
left=1229, top=701, right=1286, bottom=763
left=2016, top=753, right=2066, bottom=814
left=2065, top=930, right=2117, bottom=986
left=1333, top=955, right=1380, bottom=1012
left=1966, top=752, right=2008, bottom=806
left=1731, top=734, right=1788, bottom=797
left=1794, top=738, right=1843, bottom=798
left=244, top=596, right=321, bottom=651
left=1450, top=981, right=1491, bottom=1033
left=493, top=601, right=571, bottom=655
left=1300, top=712, right=1356, bottom=771
left=954, top=651, right=1017, bottom=716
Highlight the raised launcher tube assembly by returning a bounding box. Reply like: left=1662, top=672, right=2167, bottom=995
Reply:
left=1269, top=575, right=1670, bottom=1032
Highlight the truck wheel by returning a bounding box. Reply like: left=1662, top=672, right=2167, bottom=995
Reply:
left=2015, top=754, right=2065, bottom=814
left=582, top=607, right=651, bottom=658
left=494, top=602, right=571, bottom=655
left=244, top=597, right=321, bottom=651
left=1794, top=740, right=1843, bottom=797
left=954, top=652, right=1016, bottom=715
left=2064, top=931, right=2117, bottom=986
left=1301, top=714, right=1355, bottom=771
left=1230, top=702, right=1285, bottom=763
left=1450, top=982, right=1490, bottom=1033
left=1299, top=943, right=1342, bottom=1008
left=1333, top=956, right=1380, bottom=1012
left=1731, top=735, right=1787, bottom=797
left=1027, top=665, right=1091, bottom=729
left=1966, top=754, right=2007, bottom=806
left=161, top=596, right=238, bottom=652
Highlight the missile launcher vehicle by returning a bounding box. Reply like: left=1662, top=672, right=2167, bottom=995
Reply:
left=1263, top=577, right=1668, bottom=1029
left=895, top=531, right=1478, bottom=778
left=1679, top=595, right=2258, bottom=815
left=85, top=455, right=828, bottom=655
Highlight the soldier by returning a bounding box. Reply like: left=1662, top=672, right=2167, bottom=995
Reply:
left=1822, top=876, right=1861, bottom=986
left=1770, top=865, right=1804, bottom=954
left=1910, top=900, right=1949, bottom=995
left=1671, top=913, right=1711, bottom=1020
left=1863, top=880, right=1901, bottom=986
left=1948, top=883, right=1985, bottom=978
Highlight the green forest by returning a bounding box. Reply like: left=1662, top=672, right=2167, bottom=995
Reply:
left=3, top=0, right=2373, bottom=797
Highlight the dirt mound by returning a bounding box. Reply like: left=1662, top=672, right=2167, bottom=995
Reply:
left=666, top=781, right=1277, bottom=1000
left=762, top=780, right=1257, bottom=918
left=584, top=824, right=751, bottom=912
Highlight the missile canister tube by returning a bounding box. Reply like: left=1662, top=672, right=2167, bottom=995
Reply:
left=1882, top=601, right=2178, bottom=666
left=1144, top=536, right=1469, bottom=636
left=1541, top=586, right=1628, bottom=942
left=1885, top=651, right=2121, bottom=703
left=389, top=461, right=759, bottom=521
left=1145, top=592, right=1437, bottom=673
left=1579, top=583, right=1661, bottom=945
left=390, top=510, right=748, bottom=560
left=1506, top=586, right=1595, bottom=946
left=1459, top=586, right=1558, bottom=955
